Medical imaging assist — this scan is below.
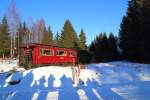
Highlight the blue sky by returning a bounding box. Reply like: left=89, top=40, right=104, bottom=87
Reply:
left=0, top=0, right=128, bottom=45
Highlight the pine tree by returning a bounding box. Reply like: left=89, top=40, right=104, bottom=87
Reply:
left=47, top=26, right=53, bottom=43
left=59, top=20, right=79, bottom=49
left=108, top=33, right=120, bottom=60
left=79, top=29, right=87, bottom=50
left=119, top=0, right=150, bottom=63
left=99, top=33, right=109, bottom=61
left=89, top=33, right=108, bottom=62
left=41, top=26, right=53, bottom=45
left=119, top=0, right=139, bottom=61
left=0, top=16, right=11, bottom=57
left=54, top=32, right=60, bottom=46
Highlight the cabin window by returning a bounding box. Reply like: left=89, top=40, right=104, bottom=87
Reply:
left=56, top=50, right=67, bottom=56
left=56, top=50, right=64, bottom=56
left=56, top=51, right=59, bottom=56
left=64, top=51, right=67, bottom=56
left=40, top=49, right=54, bottom=56
left=40, top=49, right=43, bottom=55
left=68, top=51, right=76, bottom=57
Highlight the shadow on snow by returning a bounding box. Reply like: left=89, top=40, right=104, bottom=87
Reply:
left=1, top=69, right=149, bottom=100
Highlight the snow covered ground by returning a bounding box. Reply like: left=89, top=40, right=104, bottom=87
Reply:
left=0, top=60, right=150, bottom=100
left=0, top=59, right=22, bottom=73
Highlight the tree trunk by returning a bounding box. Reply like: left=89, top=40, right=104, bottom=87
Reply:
left=13, top=37, right=16, bottom=57
left=18, top=32, right=19, bottom=59
left=11, top=39, right=13, bottom=58
left=2, top=53, right=5, bottom=64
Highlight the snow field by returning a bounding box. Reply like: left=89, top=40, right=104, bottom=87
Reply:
left=0, top=60, right=150, bottom=100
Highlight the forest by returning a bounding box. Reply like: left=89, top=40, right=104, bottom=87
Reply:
left=0, top=0, right=150, bottom=63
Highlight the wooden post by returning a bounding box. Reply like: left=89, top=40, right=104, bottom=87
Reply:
left=77, top=64, right=81, bottom=85
left=72, top=58, right=75, bottom=84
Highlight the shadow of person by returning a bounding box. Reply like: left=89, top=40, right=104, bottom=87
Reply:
left=58, top=74, right=80, bottom=100
left=47, top=74, right=55, bottom=91
left=20, top=70, right=34, bottom=89
left=32, top=80, right=38, bottom=90
left=36, top=74, right=56, bottom=100
left=38, top=76, right=46, bottom=90
left=36, top=76, right=47, bottom=100
left=83, top=79, right=101, bottom=100
left=86, top=78, right=125, bottom=100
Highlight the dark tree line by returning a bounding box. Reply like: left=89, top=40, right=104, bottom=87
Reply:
left=119, top=0, right=150, bottom=63
left=89, top=33, right=120, bottom=62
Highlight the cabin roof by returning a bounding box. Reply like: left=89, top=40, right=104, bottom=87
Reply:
left=20, top=43, right=77, bottom=51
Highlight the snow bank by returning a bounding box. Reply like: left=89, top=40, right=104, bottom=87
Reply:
left=0, top=59, right=19, bottom=73
left=87, top=61, right=150, bottom=84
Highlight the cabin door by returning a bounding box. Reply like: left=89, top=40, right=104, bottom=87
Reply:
left=25, top=48, right=33, bottom=65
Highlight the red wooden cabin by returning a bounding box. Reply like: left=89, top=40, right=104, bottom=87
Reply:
left=19, top=43, right=78, bottom=66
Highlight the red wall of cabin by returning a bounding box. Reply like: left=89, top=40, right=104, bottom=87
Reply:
left=31, top=46, right=78, bottom=65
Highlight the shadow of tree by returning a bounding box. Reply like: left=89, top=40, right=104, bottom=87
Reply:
left=58, top=74, right=80, bottom=100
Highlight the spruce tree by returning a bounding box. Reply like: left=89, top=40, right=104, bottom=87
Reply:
left=108, top=33, right=119, bottom=60
left=89, top=33, right=108, bottom=62
left=41, top=26, right=53, bottom=45
left=119, top=0, right=150, bottom=63
left=47, top=26, right=53, bottom=43
left=59, top=20, right=79, bottom=49
left=119, top=0, right=139, bottom=61
left=54, top=32, right=60, bottom=46
left=0, top=16, right=11, bottom=57
left=99, top=33, right=109, bottom=61
left=79, top=29, right=87, bottom=50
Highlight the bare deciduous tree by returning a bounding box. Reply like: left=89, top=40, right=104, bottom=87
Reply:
left=6, top=0, right=20, bottom=58
left=37, top=19, right=45, bottom=44
left=27, top=16, right=33, bottom=43
left=31, top=19, right=45, bottom=43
